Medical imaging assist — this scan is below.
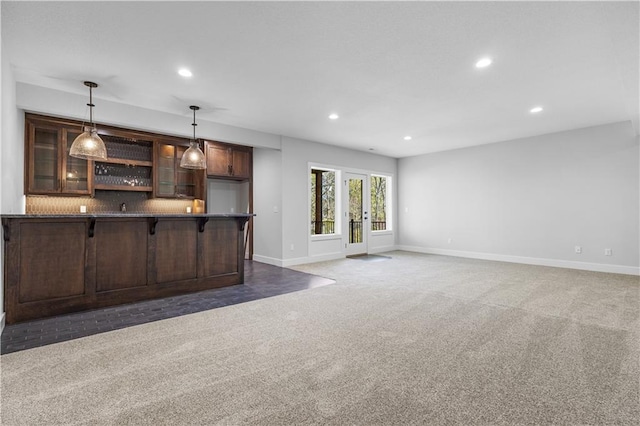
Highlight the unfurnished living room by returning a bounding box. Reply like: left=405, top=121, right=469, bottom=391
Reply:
left=0, top=1, right=638, bottom=425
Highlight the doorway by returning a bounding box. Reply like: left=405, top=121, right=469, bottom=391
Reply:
left=344, top=173, right=368, bottom=256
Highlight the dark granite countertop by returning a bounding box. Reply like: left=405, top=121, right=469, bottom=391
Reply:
left=1, top=213, right=255, bottom=219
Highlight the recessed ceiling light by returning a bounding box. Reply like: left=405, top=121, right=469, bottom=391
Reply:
left=530, top=106, right=543, bottom=113
left=328, top=113, right=339, bottom=120
left=404, top=136, right=412, bottom=141
left=178, top=68, right=193, bottom=78
left=475, top=57, right=492, bottom=68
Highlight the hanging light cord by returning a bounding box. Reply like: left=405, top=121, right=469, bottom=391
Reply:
left=88, top=85, right=94, bottom=126
left=192, top=107, right=197, bottom=142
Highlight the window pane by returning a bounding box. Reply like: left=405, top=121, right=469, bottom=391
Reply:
left=370, top=176, right=387, bottom=231
left=348, top=178, right=363, bottom=243
left=310, top=169, right=336, bottom=234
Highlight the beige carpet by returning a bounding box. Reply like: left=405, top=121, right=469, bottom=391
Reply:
left=1, top=251, right=638, bottom=425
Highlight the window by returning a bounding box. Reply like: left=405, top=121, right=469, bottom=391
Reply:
left=370, top=175, right=390, bottom=231
left=310, top=168, right=337, bottom=235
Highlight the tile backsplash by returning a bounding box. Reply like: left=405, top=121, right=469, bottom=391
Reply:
left=27, top=192, right=197, bottom=215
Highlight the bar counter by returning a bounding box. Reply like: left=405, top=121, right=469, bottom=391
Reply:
left=1, top=213, right=253, bottom=324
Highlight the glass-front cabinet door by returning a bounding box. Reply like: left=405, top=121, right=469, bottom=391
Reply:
left=156, top=143, right=176, bottom=197
left=155, top=142, right=199, bottom=199
left=29, top=125, right=60, bottom=193
left=62, top=129, right=90, bottom=193
left=27, top=118, right=92, bottom=195
left=175, top=146, right=196, bottom=198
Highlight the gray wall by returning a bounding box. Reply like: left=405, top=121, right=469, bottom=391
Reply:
left=206, top=180, right=250, bottom=214
left=280, top=136, right=397, bottom=262
left=1, top=34, right=25, bottom=328
left=398, top=121, right=639, bottom=273
left=253, top=147, right=284, bottom=261
left=16, top=83, right=282, bottom=150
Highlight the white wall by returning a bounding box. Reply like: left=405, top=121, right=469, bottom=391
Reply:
left=1, top=35, right=25, bottom=330
left=253, top=147, right=283, bottom=262
left=206, top=179, right=249, bottom=214
left=1, top=12, right=4, bottom=331
left=398, top=121, right=640, bottom=275
left=280, top=136, right=397, bottom=265
left=17, top=83, right=281, bottom=150
left=13, top=83, right=399, bottom=268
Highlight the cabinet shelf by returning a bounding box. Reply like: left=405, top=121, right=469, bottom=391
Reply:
left=94, top=184, right=153, bottom=192
left=98, top=158, right=153, bottom=167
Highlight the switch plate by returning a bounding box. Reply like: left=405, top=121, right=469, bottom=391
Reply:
left=604, top=248, right=612, bottom=256
left=575, top=246, right=582, bottom=254
left=447, top=238, right=452, bottom=244
left=290, top=244, right=295, bottom=251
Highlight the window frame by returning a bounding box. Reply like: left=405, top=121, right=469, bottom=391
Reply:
left=370, top=173, right=392, bottom=233
left=309, top=164, right=341, bottom=238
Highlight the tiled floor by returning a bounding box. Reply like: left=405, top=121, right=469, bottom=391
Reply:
left=1, top=261, right=335, bottom=354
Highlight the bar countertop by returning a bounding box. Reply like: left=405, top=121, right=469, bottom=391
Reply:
left=2, top=211, right=254, bottom=324
left=1, top=213, right=255, bottom=219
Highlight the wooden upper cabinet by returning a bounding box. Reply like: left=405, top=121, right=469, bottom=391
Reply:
left=154, top=141, right=205, bottom=199
left=25, top=115, right=92, bottom=196
left=24, top=114, right=207, bottom=201
left=231, top=149, right=251, bottom=179
left=205, top=141, right=252, bottom=180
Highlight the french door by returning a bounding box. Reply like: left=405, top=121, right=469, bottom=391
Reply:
left=344, top=173, right=369, bottom=255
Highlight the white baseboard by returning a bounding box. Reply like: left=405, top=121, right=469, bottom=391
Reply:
left=282, top=252, right=346, bottom=267
left=253, top=253, right=346, bottom=268
left=252, top=255, right=284, bottom=267
left=255, top=247, right=400, bottom=268
left=368, top=245, right=398, bottom=254
left=397, top=245, right=640, bottom=276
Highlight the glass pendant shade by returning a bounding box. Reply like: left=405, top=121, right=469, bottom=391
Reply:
left=70, top=126, right=107, bottom=160
left=70, top=81, right=107, bottom=161
left=180, top=105, right=206, bottom=169
left=180, top=141, right=206, bottom=169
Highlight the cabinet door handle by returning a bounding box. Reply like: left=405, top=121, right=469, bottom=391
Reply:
left=228, top=164, right=232, bottom=175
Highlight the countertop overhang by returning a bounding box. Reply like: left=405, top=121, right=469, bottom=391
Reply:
left=1, top=213, right=255, bottom=219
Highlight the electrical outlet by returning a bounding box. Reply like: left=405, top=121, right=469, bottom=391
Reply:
left=604, top=248, right=612, bottom=256
left=447, top=238, right=452, bottom=244
left=290, top=244, right=295, bottom=251
left=575, top=246, right=582, bottom=254
left=80, top=205, right=87, bottom=213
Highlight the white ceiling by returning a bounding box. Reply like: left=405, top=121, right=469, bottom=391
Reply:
left=2, top=1, right=638, bottom=158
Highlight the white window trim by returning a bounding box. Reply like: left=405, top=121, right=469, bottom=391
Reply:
left=370, top=173, right=392, bottom=233
left=309, top=163, right=342, bottom=238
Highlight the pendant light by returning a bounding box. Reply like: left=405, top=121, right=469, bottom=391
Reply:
left=180, top=105, right=206, bottom=169
left=69, top=81, right=108, bottom=160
